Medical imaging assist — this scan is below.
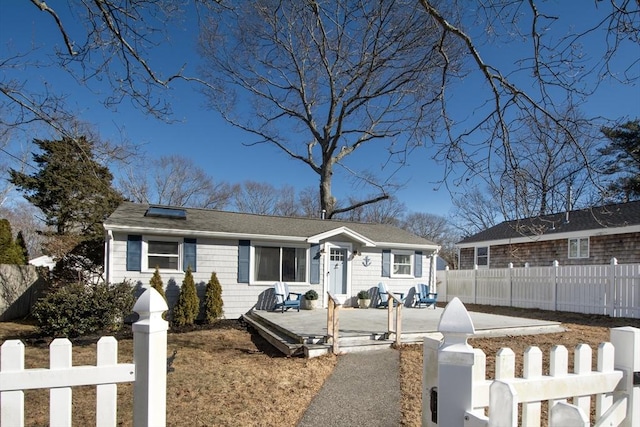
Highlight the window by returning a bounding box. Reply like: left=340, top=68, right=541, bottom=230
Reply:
left=568, top=237, right=589, bottom=259
left=476, top=246, right=489, bottom=267
left=254, top=245, right=307, bottom=282
left=392, top=251, right=413, bottom=276
left=148, top=240, right=179, bottom=270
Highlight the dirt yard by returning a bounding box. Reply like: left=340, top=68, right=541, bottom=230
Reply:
left=399, top=304, right=640, bottom=426
left=1, top=306, right=638, bottom=426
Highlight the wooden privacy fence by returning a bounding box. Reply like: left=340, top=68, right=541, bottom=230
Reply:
left=437, top=258, right=640, bottom=318
left=422, top=298, right=640, bottom=427
left=0, top=287, right=169, bottom=427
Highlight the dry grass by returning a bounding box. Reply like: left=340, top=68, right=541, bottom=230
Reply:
left=0, top=321, right=337, bottom=427
left=3, top=305, right=639, bottom=427
left=399, top=304, right=640, bottom=426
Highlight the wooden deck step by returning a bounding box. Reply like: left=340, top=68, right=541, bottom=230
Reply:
left=242, top=312, right=305, bottom=357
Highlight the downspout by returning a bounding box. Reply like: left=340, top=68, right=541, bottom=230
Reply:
left=105, top=230, right=113, bottom=284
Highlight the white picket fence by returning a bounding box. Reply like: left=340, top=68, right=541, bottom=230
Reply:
left=422, top=298, right=640, bottom=427
left=437, top=258, right=640, bottom=318
left=0, top=288, right=169, bottom=427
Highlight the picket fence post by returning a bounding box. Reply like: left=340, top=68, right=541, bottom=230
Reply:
left=436, top=297, right=476, bottom=426
left=132, top=287, right=169, bottom=427
left=611, top=326, right=640, bottom=427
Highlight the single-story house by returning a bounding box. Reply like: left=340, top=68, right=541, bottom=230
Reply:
left=456, top=200, right=640, bottom=269
left=103, top=202, right=440, bottom=318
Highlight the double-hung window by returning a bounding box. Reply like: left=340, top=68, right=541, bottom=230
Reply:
left=392, top=251, right=413, bottom=276
left=476, top=246, right=489, bottom=267
left=254, top=245, right=307, bottom=282
left=147, top=240, right=180, bottom=270
left=568, top=237, right=589, bottom=259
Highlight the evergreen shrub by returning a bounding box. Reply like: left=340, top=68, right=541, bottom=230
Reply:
left=203, top=271, right=224, bottom=323
left=33, top=281, right=135, bottom=338
left=172, top=267, right=199, bottom=327
left=149, top=267, right=166, bottom=300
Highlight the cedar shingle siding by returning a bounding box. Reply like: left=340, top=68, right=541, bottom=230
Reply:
left=457, top=201, right=640, bottom=269
left=459, top=232, right=640, bottom=269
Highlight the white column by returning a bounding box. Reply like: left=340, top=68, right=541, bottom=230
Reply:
left=132, top=287, right=169, bottom=427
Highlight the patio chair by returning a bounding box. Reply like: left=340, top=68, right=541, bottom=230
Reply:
left=414, top=283, right=438, bottom=309
left=376, top=282, right=405, bottom=308
left=273, top=282, right=301, bottom=313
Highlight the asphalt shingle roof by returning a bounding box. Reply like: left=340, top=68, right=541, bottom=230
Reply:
left=104, top=201, right=437, bottom=247
left=458, top=200, right=640, bottom=245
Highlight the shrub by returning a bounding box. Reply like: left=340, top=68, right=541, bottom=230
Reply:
left=149, top=267, right=166, bottom=300
left=304, top=290, right=318, bottom=300
left=33, top=281, right=135, bottom=338
left=203, top=272, right=224, bottom=324
left=172, top=267, right=199, bottom=327
left=357, top=290, right=370, bottom=299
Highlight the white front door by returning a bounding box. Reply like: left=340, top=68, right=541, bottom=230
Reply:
left=329, top=248, right=348, bottom=296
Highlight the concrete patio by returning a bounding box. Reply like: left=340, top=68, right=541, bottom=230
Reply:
left=242, top=303, right=564, bottom=357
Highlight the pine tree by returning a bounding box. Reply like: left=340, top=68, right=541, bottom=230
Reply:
left=599, top=120, right=640, bottom=202
left=172, top=267, right=199, bottom=327
left=9, top=137, right=123, bottom=280
left=149, top=267, right=166, bottom=300
left=203, top=272, right=224, bottom=324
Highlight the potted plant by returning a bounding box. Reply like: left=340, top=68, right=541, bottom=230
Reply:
left=304, top=290, right=319, bottom=310
left=357, top=290, right=370, bottom=309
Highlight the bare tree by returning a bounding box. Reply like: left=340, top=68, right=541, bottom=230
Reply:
left=198, top=1, right=460, bottom=218
left=232, top=181, right=301, bottom=216
left=491, top=107, right=600, bottom=219
left=119, top=155, right=236, bottom=209
left=1, top=1, right=213, bottom=139
left=451, top=187, right=501, bottom=236
left=340, top=196, right=407, bottom=225
left=402, top=211, right=460, bottom=268
left=421, top=0, right=638, bottom=203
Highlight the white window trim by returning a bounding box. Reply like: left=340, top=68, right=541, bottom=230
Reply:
left=475, top=246, right=489, bottom=269
left=568, top=237, right=589, bottom=259
left=391, top=250, right=414, bottom=278
left=249, top=241, right=310, bottom=285
left=142, top=236, right=183, bottom=272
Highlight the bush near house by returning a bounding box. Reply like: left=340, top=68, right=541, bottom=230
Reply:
left=32, top=281, right=134, bottom=338
left=172, top=267, right=199, bottom=327
left=203, top=272, right=224, bottom=323
left=149, top=267, right=166, bottom=300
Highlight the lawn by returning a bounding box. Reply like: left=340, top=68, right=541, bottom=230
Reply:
left=1, top=306, right=638, bottom=426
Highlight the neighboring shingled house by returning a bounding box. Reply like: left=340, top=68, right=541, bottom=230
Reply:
left=103, top=202, right=440, bottom=318
left=456, top=201, right=640, bottom=269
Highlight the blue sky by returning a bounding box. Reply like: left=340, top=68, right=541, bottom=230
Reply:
left=1, top=2, right=639, bottom=217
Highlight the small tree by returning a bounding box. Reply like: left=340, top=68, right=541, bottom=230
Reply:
left=0, top=219, right=26, bottom=264
left=149, top=267, right=166, bottom=300
left=172, top=266, right=199, bottom=327
left=203, top=272, right=224, bottom=324
left=15, top=231, right=29, bottom=263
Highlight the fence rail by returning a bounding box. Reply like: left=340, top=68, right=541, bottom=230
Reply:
left=0, top=287, right=168, bottom=427
left=422, top=298, right=640, bottom=426
left=437, top=258, right=640, bottom=318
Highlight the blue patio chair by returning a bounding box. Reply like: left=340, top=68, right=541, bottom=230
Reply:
left=376, top=282, right=405, bottom=308
left=414, top=283, right=438, bottom=309
left=273, top=282, right=301, bottom=313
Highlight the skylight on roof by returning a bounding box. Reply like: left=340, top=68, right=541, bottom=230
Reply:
left=145, top=206, right=187, bottom=220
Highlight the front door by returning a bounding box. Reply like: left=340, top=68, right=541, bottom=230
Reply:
left=329, top=248, right=347, bottom=295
